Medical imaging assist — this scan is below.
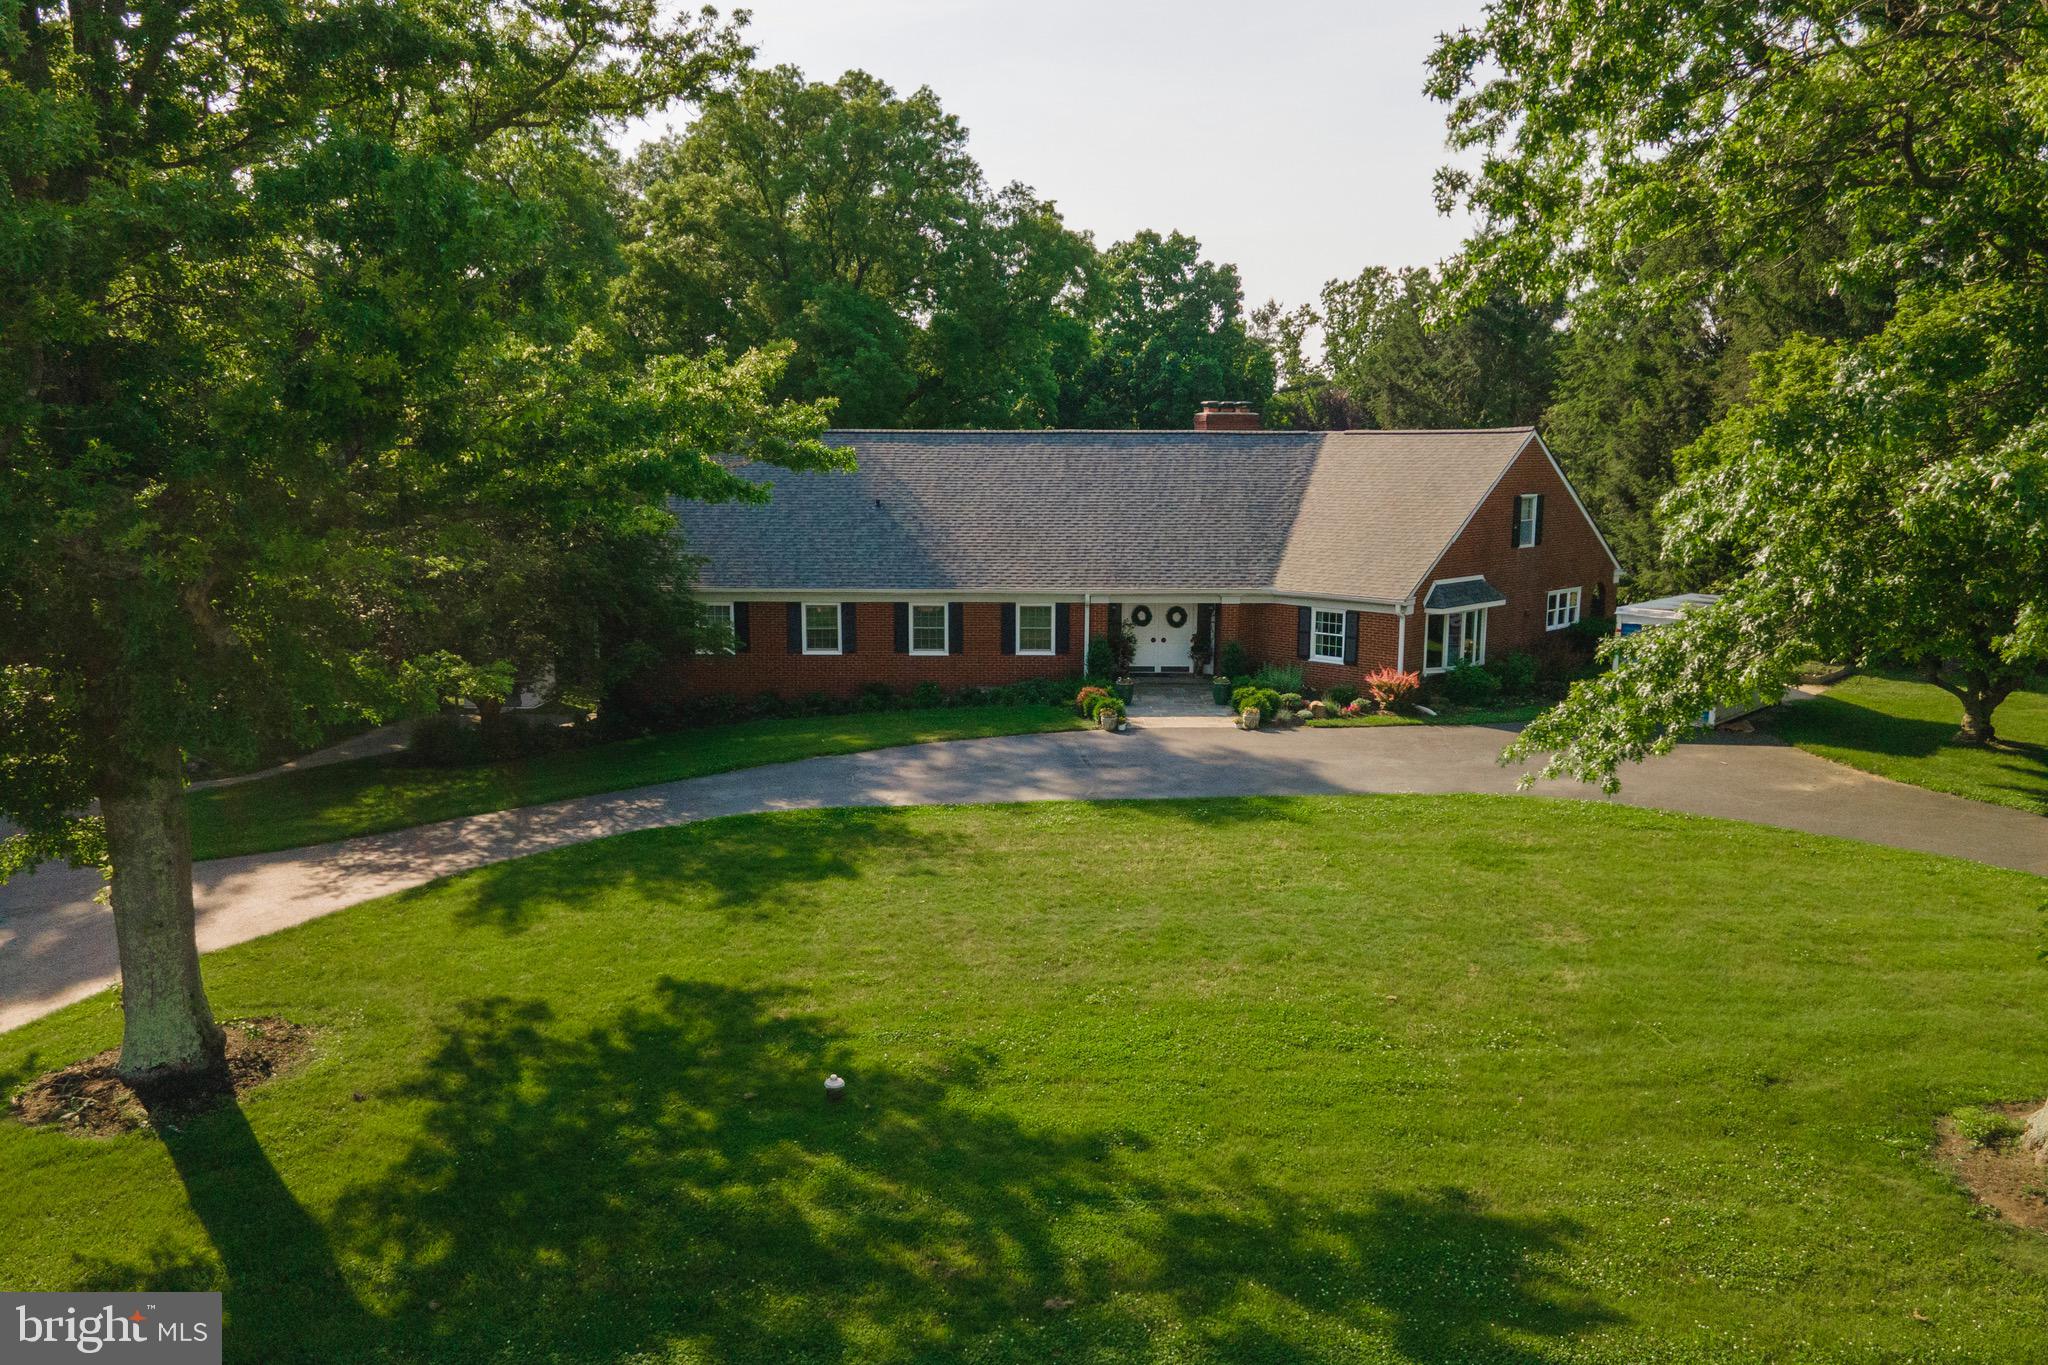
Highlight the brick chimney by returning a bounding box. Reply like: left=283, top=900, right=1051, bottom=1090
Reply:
left=1194, top=399, right=1262, bottom=432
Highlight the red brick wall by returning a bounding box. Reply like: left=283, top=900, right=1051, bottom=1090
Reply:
left=1402, top=436, right=1618, bottom=669
left=669, top=600, right=1089, bottom=700
left=1215, top=603, right=1403, bottom=691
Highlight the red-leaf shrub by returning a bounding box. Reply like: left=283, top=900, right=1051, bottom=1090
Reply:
left=1362, top=667, right=1422, bottom=714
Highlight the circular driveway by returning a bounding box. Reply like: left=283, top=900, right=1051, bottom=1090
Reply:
left=2, top=724, right=2041, bottom=1033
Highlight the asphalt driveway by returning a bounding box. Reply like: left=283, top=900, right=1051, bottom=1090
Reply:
left=2, top=724, right=2042, bottom=1033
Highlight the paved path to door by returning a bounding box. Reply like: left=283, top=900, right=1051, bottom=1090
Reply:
left=2, top=725, right=2041, bottom=1033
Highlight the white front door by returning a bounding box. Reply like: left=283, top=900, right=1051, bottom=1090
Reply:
left=1128, top=602, right=1198, bottom=673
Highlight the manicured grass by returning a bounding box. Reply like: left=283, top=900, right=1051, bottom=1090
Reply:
left=187, top=705, right=1084, bottom=860
left=1767, top=673, right=2048, bottom=816
left=5, top=796, right=2045, bottom=1363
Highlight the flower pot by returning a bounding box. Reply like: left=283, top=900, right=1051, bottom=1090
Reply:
left=1113, top=678, right=1135, bottom=703
left=1238, top=707, right=1261, bottom=730
left=1211, top=677, right=1234, bottom=706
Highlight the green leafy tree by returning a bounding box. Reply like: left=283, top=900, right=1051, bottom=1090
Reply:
left=1320, top=266, right=1557, bottom=431
left=1431, top=1, right=2048, bottom=764
left=622, top=66, right=1093, bottom=427
left=1061, top=230, right=1274, bottom=429
left=0, top=0, right=837, bottom=1098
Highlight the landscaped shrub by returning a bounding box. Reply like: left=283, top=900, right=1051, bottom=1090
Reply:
left=1250, top=663, right=1305, bottom=694
left=1341, top=698, right=1371, bottom=717
left=1086, top=638, right=1119, bottom=679
left=1230, top=685, right=1281, bottom=720
left=1075, top=685, right=1112, bottom=717
left=1325, top=684, right=1360, bottom=708
left=1952, top=1106, right=2026, bottom=1150
left=1218, top=641, right=1254, bottom=678
left=855, top=682, right=897, bottom=713
left=796, top=690, right=836, bottom=717
left=1436, top=661, right=1502, bottom=706
left=1492, top=651, right=1539, bottom=695
left=1277, top=692, right=1304, bottom=713
left=1362, top=667, right=1422, bottom=714
left=1089, top=694, right=1127, bottom=724
left=911, top=681, right=944, bottom=709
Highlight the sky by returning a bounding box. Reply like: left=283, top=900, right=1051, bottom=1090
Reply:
left=624, top=0, right=1491, bottom=312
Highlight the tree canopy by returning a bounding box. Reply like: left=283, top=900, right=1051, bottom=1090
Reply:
left=624, top=71, right=1271, bottom=430
left=1422, top=1, right=2048, bottom=774
left=0, top=0, right=836, bottom=1092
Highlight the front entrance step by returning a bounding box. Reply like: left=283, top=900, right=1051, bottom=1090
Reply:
left=1123, top=677, right=1235, bottom=729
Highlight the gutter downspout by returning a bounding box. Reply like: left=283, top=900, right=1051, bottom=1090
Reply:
left=1082, top=592, right=1092, bottom=674
left=1396, top=600, right=1410, bottom=673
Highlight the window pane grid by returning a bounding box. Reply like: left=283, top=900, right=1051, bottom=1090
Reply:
left=911, top=604, right=948, bottom=653
left=699, top=603, right=734, bottom=655
left=804, top=603, right=840, bottom=653
left=1545, top=588, right=1581, bottom=631
left=1017, top=604, right=1054, bottom=653
left=1311, top=609, right=1345, bottom=661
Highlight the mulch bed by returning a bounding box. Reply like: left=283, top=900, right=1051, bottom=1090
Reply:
left=8, top=1018, right=311, bottom=1138
left=1934, top=1100, right=2048, bottom=1233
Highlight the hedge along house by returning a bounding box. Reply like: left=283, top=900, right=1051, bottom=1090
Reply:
left=666, top=405, right=1620, bottom=699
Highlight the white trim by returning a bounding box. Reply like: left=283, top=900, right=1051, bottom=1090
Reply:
left=695, top=586, right=1408, bottom=611
left=1401, top=430, right=1625, bottom=601
left=1530, top=429, right=1624, bottom=577
left=1014, top=600, right=1057, bottom=655
left=1421, top=604, right=1490, bottom=674
left=1545, top=586, right=1582, bottom=632
left=1396, top=602, right=1407, bottom=673
left=1308, top=607, right=1347, bottom=664
left=908, top=601, right=949, bottom=655
left=800, top=601, right=843, bottom=655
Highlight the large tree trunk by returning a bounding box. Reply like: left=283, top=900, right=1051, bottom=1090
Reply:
left=1953, top=690, right=2000, bottom=746
left=101, top=747, right=228, bottom=1102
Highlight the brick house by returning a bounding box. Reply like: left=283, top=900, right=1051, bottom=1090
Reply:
left=667, top=404, right=1619, bottom=698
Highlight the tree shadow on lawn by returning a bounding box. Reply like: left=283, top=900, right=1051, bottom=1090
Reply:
left=423, top=806, right=956, bottom=933
left=79, top=978, right=1617, bottom=1363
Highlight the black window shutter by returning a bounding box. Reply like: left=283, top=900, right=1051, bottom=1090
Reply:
left=1000, top=602, right=1016, bottom=655
left=733, top=602, right=751, bottom=652
left=1056, top=602, right=1074, bottom=654
left=1535, top=493, right=1545, bottom=545
left=1343, top=611, right=1359, bottom=665
left=1295, top=606, right=1311, bottom=660
left=948, top=602, right=965, bottom=654
left=1511, top=498, right=1521, bottom=547
left=893, top=602, right=909, bottom=653
left=786, top=602, right=801, bottom=652
left=1108, top=603, right=1122, bottom=636
left=841, top=603, right=857, bottom=653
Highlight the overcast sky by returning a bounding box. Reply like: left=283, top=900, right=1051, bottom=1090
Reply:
left=625, top=0, right=1490, bottom=312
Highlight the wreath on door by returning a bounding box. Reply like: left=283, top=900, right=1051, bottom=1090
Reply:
left=1129, top=605, right=1153, bottom=627
left=1165, top=606, right=1188, bottom=628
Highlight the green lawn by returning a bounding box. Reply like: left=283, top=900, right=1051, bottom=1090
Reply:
left=5, top=796, right=2045, bottom=1363
left=1767, top=673, right=2048, bottom=815
left=187, top=705, right=1084, bottom=859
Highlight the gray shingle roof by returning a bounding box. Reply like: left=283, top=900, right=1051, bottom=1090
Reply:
left=672, top=427, right=1540, bottom=603
left=1423, top=577, right=1509, bottom=611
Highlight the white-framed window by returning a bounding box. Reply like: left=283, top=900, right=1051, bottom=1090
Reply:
left=1545, top=587, right=1582, bottom=631
left=697, top=601, right=735, bottom=655
left=1516, top=493, right=1541, bottom=548
left=910, top=602, right=949, bottom=654
left=1423, top=608, right=1488, bottom=673
left=1015, top=602, right=1055, bottom=654
left=802, top=602, right=842, bottom=655
left=1310, top=608, right=1346, bottom=664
